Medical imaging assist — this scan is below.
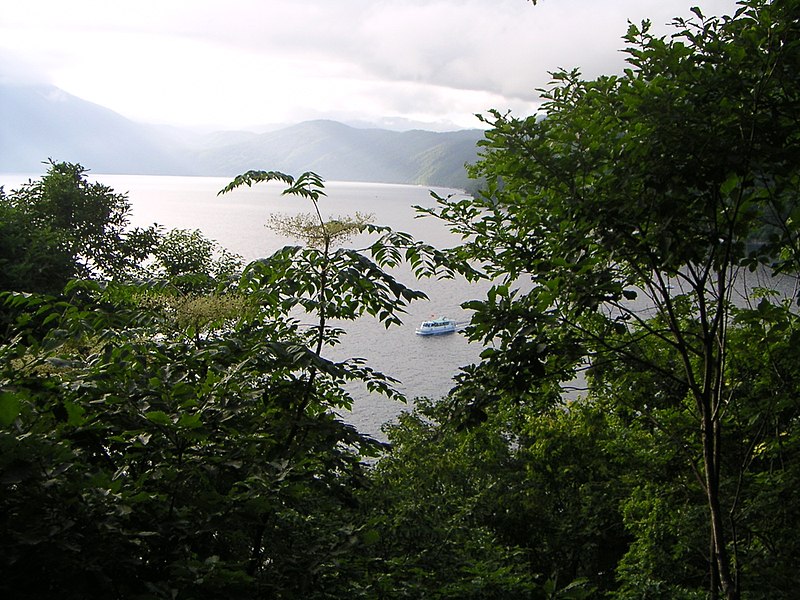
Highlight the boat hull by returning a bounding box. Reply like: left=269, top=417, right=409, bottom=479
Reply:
left=415, top=318, right=459, bottom=336
left=415, top=326, right=456, bottom=336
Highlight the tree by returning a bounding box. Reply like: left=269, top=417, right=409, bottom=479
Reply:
left=596, top=297, right=800, bottom=599
left=358, top=395, right=628, bottom=598
left=426, top=1, right=800, bottom=597
left=218, top=170, right=455, bottom=416
left=1, top=162, right=248, bottom=343
left=1, top=160, right=159, bottom=293
left=147, top=227, right=242, bottom=291
left=0, top=189, right=72, bottom=296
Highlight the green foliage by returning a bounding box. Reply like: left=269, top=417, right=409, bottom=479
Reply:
left=0, top=160, right=161, bottom=292
left=422, top=1, right=800, bottom=598
left=0, top=162, right=249, bottom=346
left=4, top=2, right=800, bottom=597
left=355, top=395, right=628, bottom=597
left=357, top=398, right=538, bottom=598
left=0, top=189, right=72, bottom=295
left=220, top=171, right=452, bottom=338
left=148, top=228, right=243, bottom=292
left=0, top=166, right=451, bottom=599
left=132, top=227, right=246, bottom=337
left=0, top=282, right=377, bottom=598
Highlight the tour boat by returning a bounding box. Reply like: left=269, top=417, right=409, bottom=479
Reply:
left=415, top=317, right=460, bottom=336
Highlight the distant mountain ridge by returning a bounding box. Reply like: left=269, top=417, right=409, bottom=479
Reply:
left=194, top=120, right=483, bottom=189
left=1, top=83, right=484, bottom=189
left=0, top=83, right=195, bottom=175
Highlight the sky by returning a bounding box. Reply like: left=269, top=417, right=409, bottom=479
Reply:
left=1, top=0, right=741, bottom=132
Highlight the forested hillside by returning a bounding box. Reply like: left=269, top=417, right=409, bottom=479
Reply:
left=2, top=1, right=799, bottom=598
left=193, top=120, right=483, bottom=189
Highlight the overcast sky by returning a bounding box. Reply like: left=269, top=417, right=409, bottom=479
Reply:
left=1, top=0, right=740, bottom=131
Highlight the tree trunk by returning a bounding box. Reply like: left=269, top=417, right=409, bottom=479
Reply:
left=701, top=401, right=739, bottom=600
left=710, top=536, right=719, bottom=600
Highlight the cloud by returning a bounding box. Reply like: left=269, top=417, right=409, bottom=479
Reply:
left=165, top=0, right=741, bottom=103
left=0, top=0, right=741, bottom=129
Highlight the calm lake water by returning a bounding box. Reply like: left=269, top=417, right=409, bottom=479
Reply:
left=2, top=173, right=490, bottom=439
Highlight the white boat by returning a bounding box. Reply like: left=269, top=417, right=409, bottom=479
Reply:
left=415, top=317, right=460, bottom=336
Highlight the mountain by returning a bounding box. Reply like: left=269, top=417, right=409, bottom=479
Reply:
left=0, top=83, right=196, bottom=175
left=193, top=120, right=484, bottom=189
left=1, top=84, right=484, bottom=189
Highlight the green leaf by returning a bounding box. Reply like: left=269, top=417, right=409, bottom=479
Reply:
left=720, top=173, right=741, bottom=197
left=64, top=400, right=86, bottom=426
left=177, top=412, right=203, bottom=430
left=0, top=391, right=22, bottom=426
left=145, top=410, right=173, bottom=425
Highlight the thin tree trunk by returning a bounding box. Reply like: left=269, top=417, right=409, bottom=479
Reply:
left=701, top=401, right=738, bottom=600
left=710, top=535, right=719, bottom=600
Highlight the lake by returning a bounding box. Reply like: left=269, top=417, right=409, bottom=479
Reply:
left=1, top=172, right=490, bottom=439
